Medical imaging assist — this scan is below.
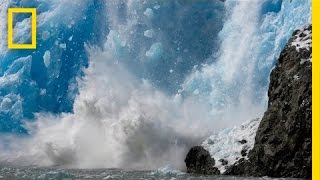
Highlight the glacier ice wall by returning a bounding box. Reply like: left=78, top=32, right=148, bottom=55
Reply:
left=0, top=0, right=109, bottom=132
left=0, top=0, right=311, bottom=170
left=0, top=0, right=225, bottom=133
left=182, top=0, right=311, bottom=124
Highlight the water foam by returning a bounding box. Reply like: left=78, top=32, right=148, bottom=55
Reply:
left=0, top=45, right=216, bottom=169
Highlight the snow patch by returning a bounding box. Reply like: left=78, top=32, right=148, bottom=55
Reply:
left=300, top=58, right=311, bottom=64
left=202, top=118, right=261, bottom=173
left=290, top=26, right=312, bottom=53
left=293, top=75, right=300, bottom=80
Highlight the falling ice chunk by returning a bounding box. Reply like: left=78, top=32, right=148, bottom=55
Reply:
left=154, top=5, right=161, bottom=10
left=0, top=97, right=13, bottom=111
left=59, top=43, right=67, bottom=49
left=43, top=50, right=51, bottom=68
left=40, top=89, right=47, bottom=95
left=42, top=31, right=50, bottom=41
left=144, top=8, right=154, bottom=19
left=144, top=29, right=154, bottom=38
left=193, top=89, right=200, bottom=95
left=146, top=42, right=163, bottom=60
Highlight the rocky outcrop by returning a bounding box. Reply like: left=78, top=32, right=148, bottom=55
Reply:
left=185, top=25, right=312, bottom=178
left=185, top=146, right=220, bottom=175
left=201, top=118, right=261, bottom=174
left=226, top=25, right=312, bottom=178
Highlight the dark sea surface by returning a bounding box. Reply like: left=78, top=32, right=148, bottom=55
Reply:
left=0, top=167, right=301, bottom=180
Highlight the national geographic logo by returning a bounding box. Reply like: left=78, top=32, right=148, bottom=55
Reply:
left=8, top=8, right=37, bottom=49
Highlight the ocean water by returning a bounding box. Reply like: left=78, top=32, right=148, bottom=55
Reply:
left=0, top=167, right=300, bottom=180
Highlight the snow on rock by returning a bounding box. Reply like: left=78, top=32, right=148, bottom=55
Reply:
left=202, top=118, right=261, bottom=173
left=293, top=75, right=300, bottom=81
left=288, top=25, right=312, bottom=65
left=290, top=25, right=312, bottom=53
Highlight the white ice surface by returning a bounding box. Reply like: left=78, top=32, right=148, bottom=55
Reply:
left=202, top=118, right=261, bottom=173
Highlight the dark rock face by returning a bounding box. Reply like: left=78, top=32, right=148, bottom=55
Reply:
left=226, top=25, right=312, bottom=178
left=219, top=159, right=228, bottom=166
left=185, top=146, right=220, bottom=175
left=238, top=140, right=248, bottom=144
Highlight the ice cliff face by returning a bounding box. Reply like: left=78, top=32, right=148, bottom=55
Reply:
left=0, top=0, right=108, bottom=133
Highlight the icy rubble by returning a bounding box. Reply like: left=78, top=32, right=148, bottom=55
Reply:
left=202, top=118, right=261, bottom=173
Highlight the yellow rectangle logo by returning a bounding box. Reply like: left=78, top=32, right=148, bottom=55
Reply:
left=8, top=8, right=37, bottom=49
